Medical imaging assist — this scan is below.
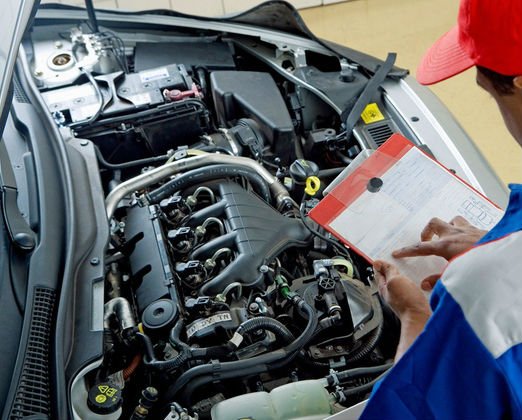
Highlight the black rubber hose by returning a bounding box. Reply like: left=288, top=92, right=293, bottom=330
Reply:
left=340, top=372, right=387, bottom=399
left=326, top=363, right=393, bottom=387
left=138, top=332, right=190, bottom=371
left=169, top=319, right=191, bottom=353
left=299, top=204, right=349, bottom=258
left=235, top=316, right=295, bottom=345
left=294, top=135, right=305, bottom=160
left=146, top=164, right=271, bottom=204
left=318, top=167, right=344, bottom=178
left=94, top=145, right=169, bottom=170
left=165, top=298, right=317, bottom=399
left=168, top=320, right=233, bottom=359
left=335, top=150, right=353, bottom=165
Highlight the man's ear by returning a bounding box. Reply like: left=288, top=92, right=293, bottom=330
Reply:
left=513, top=75, right=522, bottom=90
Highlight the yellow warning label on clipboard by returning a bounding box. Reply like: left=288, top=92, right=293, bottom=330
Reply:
left=361, top=103, right=385, bottom=124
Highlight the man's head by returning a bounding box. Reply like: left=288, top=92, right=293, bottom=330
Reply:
left=416, top=0, right=522, bottom=146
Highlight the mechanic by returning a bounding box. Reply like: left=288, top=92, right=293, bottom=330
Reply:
left=361, top=0, right=522, bottom=418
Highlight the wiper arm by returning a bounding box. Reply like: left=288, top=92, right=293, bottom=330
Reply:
left=0, top=139, right=36, bottom=251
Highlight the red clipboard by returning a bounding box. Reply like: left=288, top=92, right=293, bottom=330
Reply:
left=308, top=133, right=503, bottom=282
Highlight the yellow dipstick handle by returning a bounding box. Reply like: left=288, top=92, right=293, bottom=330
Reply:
left=305, top=176, right=321, bottom=196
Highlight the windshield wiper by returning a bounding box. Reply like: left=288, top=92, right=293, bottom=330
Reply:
left=0, top=139, right=35, bottom=251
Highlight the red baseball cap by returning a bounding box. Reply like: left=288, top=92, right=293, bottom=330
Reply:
left=417, top=0, right=522, bottom=85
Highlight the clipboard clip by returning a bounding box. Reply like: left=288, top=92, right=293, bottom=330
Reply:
left=367, top=177, right=383, bottom=193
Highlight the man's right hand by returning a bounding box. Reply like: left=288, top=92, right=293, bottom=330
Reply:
left=392, top=216, right=487, bottom=290
left=392, top=216, right=487, bottom=261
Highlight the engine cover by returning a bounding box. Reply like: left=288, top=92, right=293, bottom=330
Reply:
left=185, top=182, right=312, bottom=295
left=125, top=204, right=180, bottom=313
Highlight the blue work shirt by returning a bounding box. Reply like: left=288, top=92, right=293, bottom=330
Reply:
left=361, top=184, right=522, bottom=419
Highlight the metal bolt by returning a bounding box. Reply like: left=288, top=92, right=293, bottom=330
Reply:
left=90, top=257, right=100, bottom=266
left=335, top=346, right=343, bottom=353
left=249, top=302, right=260, bottom=312
left=195, top=226, right=206, bottom=237
left=204, top=259, right=216, bottom=271
left=54, top=41, right=63, bottom=49
left=34, top=69, right=44, bottom=77
left=80, top=140, right=89, bottom=146
left=259, top=264, right=269, bottom=273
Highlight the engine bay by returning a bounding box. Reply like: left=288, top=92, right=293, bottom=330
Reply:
left=26, top=15, right=406, bottom=419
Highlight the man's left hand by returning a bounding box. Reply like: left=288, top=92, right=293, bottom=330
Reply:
left=373, top=260, right=431, bottom=321
left=373, top=260, right=432, bottom=360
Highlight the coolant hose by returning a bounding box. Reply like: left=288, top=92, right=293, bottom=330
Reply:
left=165, top=297, right=318, bottom=399
left=146, top=164, right=271, bottom=204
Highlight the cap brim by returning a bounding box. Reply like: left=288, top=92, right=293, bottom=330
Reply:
left=416, top=26, right=475, bottom=85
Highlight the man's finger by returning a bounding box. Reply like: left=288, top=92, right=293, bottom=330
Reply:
left=450, top=215, right=470, bottom=227
left=392, top=241, right=443, bottom=258
left=374, top=260, right=400, bottom=278
left=373, top=261, right=388, bottom=296
left=420, top=217, right=451, bottom=241
left=421, top=274, right=441, bottom=291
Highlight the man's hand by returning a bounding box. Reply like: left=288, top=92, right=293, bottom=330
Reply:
left=373, top=260, right=431, bottom=361
left=392, top=216, right=487, bottom=261
left=373, top=260, right=431, bottom=320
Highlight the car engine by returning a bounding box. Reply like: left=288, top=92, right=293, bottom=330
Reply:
left=27, top=13, right=403, bottom=419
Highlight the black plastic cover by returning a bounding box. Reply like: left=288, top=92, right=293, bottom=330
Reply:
left=210, top=71, right=296, bottom=162
left=125, top=204, right=180, bottom=313
left=134, top=42, right=235, bottom=72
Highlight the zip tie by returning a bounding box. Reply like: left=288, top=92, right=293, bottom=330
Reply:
left=229, top=332, right=244, bottom=348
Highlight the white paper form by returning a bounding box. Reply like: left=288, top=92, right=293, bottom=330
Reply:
left=327, top=146, right=504, bottom=284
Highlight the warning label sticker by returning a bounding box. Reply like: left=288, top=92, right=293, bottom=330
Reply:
left=361, top=103, right=385, bottom=124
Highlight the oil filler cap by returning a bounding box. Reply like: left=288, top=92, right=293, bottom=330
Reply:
left=87, top=382, right=123, bottom=415
left=142, top=299, right=178, bottom=331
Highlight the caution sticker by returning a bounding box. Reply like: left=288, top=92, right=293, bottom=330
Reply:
left=361, top=103, right=385, bottom=124
left=98, top=384, right=119, bottom=398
